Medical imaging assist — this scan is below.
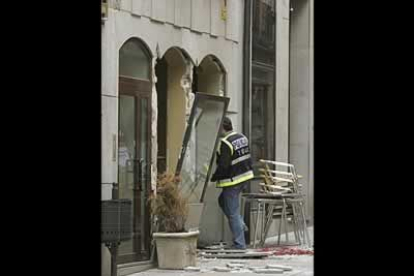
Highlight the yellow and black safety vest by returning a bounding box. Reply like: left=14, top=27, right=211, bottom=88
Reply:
left=215, top=131, right=254, bottom=188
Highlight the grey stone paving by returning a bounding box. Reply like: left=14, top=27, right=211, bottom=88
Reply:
left=128, top=227, right=314, bottom=276
left=128, top=254, right=313, bottom=276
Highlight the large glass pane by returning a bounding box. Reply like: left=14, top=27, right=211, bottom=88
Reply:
left=252, top=0, right=275, bottom=65
left=251, top=64, right=275, bottom=170
left=176, top=93, right=229, bottom=203
left=139, top=98, right=149, bottom=252
left=251, top=0, right=276, bottom=170
left=118, top=95, right=136, bottom=256
left=119, top=40, right=150, bottom=80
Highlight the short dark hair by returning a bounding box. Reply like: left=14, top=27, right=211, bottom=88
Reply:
left=222, top=116, right=233, bottom=131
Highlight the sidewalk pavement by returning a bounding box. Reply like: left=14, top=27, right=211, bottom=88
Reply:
left=128, top=226, right=314, bottom=276
left=265, top=225, right=313, bottom=247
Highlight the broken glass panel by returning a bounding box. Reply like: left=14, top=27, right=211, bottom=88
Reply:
left=175, top=92, right=230, bottom=203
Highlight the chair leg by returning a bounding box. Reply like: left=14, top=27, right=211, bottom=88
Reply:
left=296, top=204, right=305, bottom=245
left=283, top=200, right=289, bottom=243
left=277, top=205, right=283, bottom=246
left=300, top=202, right=311, bottom=247
left=296, top=203, right=306, bottom=243
left=260, top=203, right=264, bottom=245
left=253, top=202, right=259, bottom=248
left=261, top=203, right=275, bottom=247
left=260, top=203, right=267, bottom=246
left=295, top=200, right=306, bottom=247
left=261, top=203, right=270, bottom=246
left=278, top=200, right=287, bottom=245
left=291, top=203, right=301, bottom=245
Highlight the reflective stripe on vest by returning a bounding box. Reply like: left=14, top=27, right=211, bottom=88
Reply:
left=216, top=170, right=255, bottom=188
left=231, top=154, right=251, bottom=165
left=217, top=131, right=237, bottom=155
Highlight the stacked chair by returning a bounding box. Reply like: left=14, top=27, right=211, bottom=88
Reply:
left=244, top=159, right=311, bottom=248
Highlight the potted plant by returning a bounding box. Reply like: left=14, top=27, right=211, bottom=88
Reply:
left=150, top=173, right=200, bottom=270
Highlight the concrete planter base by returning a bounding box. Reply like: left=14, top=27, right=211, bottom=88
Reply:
left=153, top=230, right=199, bottom=270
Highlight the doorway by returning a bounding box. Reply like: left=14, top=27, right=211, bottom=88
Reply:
left=117, top=38, right=152, bottom=263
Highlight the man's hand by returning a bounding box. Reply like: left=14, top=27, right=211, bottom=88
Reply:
left=211, top=172, right=217, bottom=182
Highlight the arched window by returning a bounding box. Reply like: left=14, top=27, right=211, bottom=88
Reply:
left=119, top=39, right=151, bottom=80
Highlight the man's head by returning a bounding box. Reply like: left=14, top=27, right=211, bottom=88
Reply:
left=222, top=116, right=233, bottom=132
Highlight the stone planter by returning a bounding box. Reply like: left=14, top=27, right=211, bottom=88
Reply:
left=153, top=230, right=199, bottom=269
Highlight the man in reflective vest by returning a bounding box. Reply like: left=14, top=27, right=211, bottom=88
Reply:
left=211, top=116, right=254, bottom=249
